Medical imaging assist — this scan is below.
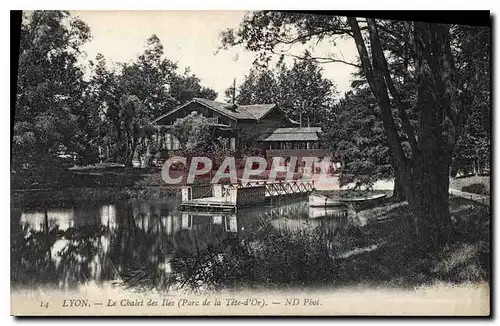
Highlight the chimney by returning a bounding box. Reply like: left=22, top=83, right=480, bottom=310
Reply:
left=223, top=103, right=238, bottom=112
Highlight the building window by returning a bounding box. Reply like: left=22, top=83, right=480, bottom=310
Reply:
left=173, top=136, right=180, bottom=150
left=164, top=133, right=180, bottom=150
left=165, top=134, right=172, bottom=150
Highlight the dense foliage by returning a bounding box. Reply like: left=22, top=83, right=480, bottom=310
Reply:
left=13, top=11, right=217, bottom=185
left=325, top=88, right=392, bottom=188
left=225, top=55, right=336, bottom=127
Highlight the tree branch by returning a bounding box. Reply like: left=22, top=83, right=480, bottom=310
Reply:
left=366, top=18, right=420, bottom=157
left=348, top=16, right=410, bottom=170
left=347, top=17, right=375, bottom=81
left=271, top=50, right=361, bottom=68
left=274, top=29, right=339, bottom=45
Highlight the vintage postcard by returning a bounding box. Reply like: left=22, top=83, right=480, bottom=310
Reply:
left=11, top=10, right=491, bottom=316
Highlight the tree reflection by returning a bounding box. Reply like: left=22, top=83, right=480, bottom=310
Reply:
left=11, top=207, right=113, bottom=290
left=11, top=208, right=61, bottom=289
left=11, top=199, right=356, bottom=293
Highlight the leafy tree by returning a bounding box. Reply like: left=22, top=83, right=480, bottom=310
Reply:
left=224, top=55, right=336, bottom=127
left=118, top=35, right=217, bottom=120
left=220, top=12, right=491, bottom=250
left=325, top=89, right=392, bottom=190
left=224, top=79, right=237, bottom=104
left=86, top=53, right=119, bottom=162
left=171, top=112, right=212, bottom=151
left=235, top=68, right=280, bottom=105
left=13, top=11, right=93, bottom=186
left=343, top=18, right=489, bottom=249
left=118, top=35, right=178, bottom=121
left=277, top=54, right=337, bottom=127
left=170, top=68, right=218, bottom=104
left=13, top=12, right=222, bottom=182
left=86, top=34, right=218, bottom=167
left=118, top=95, right=153, bottom=167
left=450, top=25, right=491, bottom=176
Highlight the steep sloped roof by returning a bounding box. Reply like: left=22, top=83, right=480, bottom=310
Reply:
left=193, top=98, right=279, bottom=120
left=193, top=98, right=255, bottom=120
left=153, top=98, right=285, bottom=123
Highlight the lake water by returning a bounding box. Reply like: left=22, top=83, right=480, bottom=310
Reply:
left=11, top=196, right=359, bottom=293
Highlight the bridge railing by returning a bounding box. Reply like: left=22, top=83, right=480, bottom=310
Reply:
left=213, top=179, right=314, bottom=202
left=236, top=179, right=314, bottom=188
left=233, top=179, right=315, bottom=197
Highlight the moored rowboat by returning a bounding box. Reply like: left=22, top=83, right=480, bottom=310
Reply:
left=308, top=206, right=348, bottom=219
left=308, top=194, right=345, bottom=207
left=308, top=193, right=387, bottom=208
left=338, top=193, right=387, bottom=203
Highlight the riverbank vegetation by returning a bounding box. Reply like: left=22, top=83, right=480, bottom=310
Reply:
left=111, top=196, right=489, bottom=293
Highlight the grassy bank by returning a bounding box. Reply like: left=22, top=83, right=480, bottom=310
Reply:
left=147, top=195, right=490, bottom=293
left=330, top=196, right=490, bottom=288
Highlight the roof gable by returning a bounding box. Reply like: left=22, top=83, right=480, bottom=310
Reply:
left=153, top=99, right=239, bottom=124
left=193, top=98, right=252, bottom=120
left=153, top=98, right=297, bottom=125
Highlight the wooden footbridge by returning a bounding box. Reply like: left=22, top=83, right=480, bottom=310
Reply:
left=178, top=179, right=315, bottom=212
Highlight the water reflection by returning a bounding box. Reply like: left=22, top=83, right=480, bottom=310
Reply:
left=12, top=197, right=353, bottom=292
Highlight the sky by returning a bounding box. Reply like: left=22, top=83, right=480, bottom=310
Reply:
left=71, top=11, right=359, bottom=101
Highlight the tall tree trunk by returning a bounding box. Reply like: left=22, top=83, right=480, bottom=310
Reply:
left=408, top=152, right=453, bottom=250
left=409, top=21, right=457, bottom=249
left=389, top=149, right=406, bottom=201
left=348, top=18, right=459, bottom=251
left=392, top=171, right=405, bottom=201
left=114, top=119, right=124, bottom=162
left=124, top=140, right=134, bottom=167
left=125, top=146, right=135, bottom=167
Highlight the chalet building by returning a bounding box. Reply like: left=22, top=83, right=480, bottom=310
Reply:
left=153, top=98, right=331, bottom=170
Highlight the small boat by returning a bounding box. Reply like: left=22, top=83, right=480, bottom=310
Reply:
left=309, top=192, right=388, bottom=208
left=308, top=206, right=348, bottom=219
left=308, top=194, right=346, bottom=207
left=338, top=193, right=387, bottom=203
